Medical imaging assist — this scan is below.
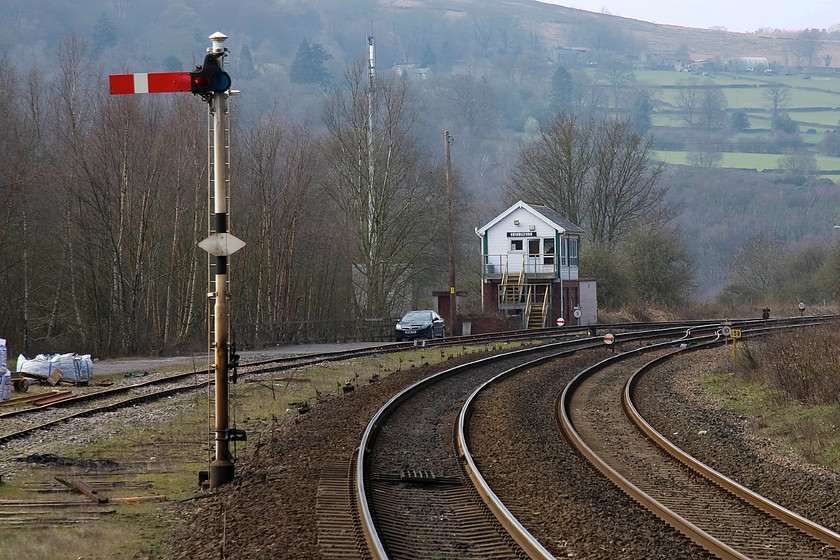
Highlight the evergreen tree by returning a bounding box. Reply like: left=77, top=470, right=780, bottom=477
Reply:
left=91, top=11, right=118, bottom=57
left=419, top=43, right=436, bottom=68
left=631, top=90, right=653, bottom=133
left=730, top=109, right=750, bottom=132
left=289, top=39, right=333, bottom=87
left=548, top=66, right=574, bottom=114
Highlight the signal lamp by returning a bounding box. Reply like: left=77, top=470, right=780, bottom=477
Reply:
left=190, top=53, right=231, bottom=95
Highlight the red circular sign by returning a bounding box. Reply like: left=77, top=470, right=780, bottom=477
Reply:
left=603, top=333, right=615, bottom=345
left=556, top=317, right=565, bottom=327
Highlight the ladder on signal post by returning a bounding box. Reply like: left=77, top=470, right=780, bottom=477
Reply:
left=207, top=105, right=232, bottom=382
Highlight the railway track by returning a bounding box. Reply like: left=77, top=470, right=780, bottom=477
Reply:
left=0, top=320, right=700, bottom=445
left=352, top=317, right=838, bottom=559
left=6, top=317, right=839, bottom=558
left=559, top=330, right=840, bottom=559
left=353, top=324, right=720, bottom=559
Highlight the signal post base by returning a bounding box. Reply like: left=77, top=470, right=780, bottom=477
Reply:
left=209, top=459, right=234, bottom=489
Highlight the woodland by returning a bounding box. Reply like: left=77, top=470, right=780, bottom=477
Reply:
left=3, top=0, right=840, bottom=356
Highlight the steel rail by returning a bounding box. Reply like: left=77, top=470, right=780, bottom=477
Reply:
left=557, top=336, right=751, bottom=559
left=0, top=322, right=702, bottom=451
left=625, top=336, right=840, bottom=552
left=355, top=323, right=725, bottom=559
left=456, top=325, right=734, bottom=560
left=558, top=320, right=839, bottom=559
left=457, top=354, right=578, bottom=559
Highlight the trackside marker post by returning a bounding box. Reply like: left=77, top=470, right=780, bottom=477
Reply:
left=603, top=332, right=615, bottom=354
left=109, top=32, right=243, bottom=490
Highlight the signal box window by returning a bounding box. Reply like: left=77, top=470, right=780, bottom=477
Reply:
left=544, top=238, right=555, bottom=264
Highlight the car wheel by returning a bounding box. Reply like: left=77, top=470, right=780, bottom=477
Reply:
left=395, top=335, right=403, bottom=342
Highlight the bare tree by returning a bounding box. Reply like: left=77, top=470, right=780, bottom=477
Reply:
left=0, top=62, right=46, bottom=352
left=508, top=115, right=669, bottom=247
left=322, top=61, right=444, bottom=318
left=598, top=59, right=634, bottom=109
left=588, top=117, right=668, bottom=245
left=697, top=83, right=728, bottom=130
left=675, top=77, right=699, bottom=127
left=722, top=236, right=782, bottom=304
left=763, top=84, right=789, bottom=115
left=472, top=19, right=495, bottom=56
left=235, top=112, right=316, bottom=339
left=507, top=113, right=595, bottom=227
left=778, top=148, right=819, bottom=183
left=793, top=29, right=821, bottom=69
left=437, top=73, right=500, bottom=153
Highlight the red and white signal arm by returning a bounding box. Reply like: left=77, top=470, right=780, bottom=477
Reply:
left=603, top=333, right=615, bottom=345
left=556, top=317, right=565, bottom=327
left=109, top=72, right=192, bottom=95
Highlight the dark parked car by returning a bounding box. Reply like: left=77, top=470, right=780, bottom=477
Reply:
left=395, top=310, right=445, bottom=341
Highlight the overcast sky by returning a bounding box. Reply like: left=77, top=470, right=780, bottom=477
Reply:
left=536, top=0, right=839, bottom=33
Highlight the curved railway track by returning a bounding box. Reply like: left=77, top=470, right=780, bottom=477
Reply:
left=354, top=324, right=727, bottom=559
left=6, top=317, right=840, bottom=559
left=558, top=330, right=840, bottom=559
left=353, top=317, right=839, bottom=559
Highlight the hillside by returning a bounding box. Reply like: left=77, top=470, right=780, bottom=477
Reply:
left=390, top=0, right=840, bottom=67
left=5, top=0, right=840, bottom=73
left=4, top=0, right=840, bottom=310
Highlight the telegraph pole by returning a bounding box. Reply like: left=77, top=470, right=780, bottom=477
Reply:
left=445, top=131, right=456, bottom=335
left=367, top=36, right=376, bottom=287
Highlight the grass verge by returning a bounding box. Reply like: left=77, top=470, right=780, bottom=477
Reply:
left=0, top=342, right=513, bottom=559
left=701, top=332, right=840, bottom=471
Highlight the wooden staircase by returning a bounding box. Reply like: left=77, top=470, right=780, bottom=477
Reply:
left=499, top=258, right=525, bottom=306
left=525, top=284, right=550, bottom=329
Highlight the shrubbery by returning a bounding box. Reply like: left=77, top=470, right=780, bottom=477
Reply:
left=740, top=327, right=840, bottom=405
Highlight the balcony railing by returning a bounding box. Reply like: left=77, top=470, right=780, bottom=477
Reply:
left=483, top=253, right=577, bottom=279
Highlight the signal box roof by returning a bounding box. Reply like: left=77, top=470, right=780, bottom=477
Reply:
left=475, top=200, right=585, bottom=236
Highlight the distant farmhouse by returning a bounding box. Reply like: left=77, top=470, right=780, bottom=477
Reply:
left=640, top=52, right=684, bottom=70
left=724, top=57, right=770, bottom=71
left=393, top=64, right=433, bottom=80
left=554, top=46, right=592, bottom=66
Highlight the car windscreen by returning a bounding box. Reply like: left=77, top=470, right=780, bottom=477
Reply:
left=401, top=311, right=431, bottom=322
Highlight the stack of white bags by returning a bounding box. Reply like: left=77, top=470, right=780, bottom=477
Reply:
left=16, top=352, right=94, bottom=384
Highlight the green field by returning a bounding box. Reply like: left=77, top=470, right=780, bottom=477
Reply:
left=635, top=69, right=840, bottom=174
left=654, top=150, right=840, bottom=172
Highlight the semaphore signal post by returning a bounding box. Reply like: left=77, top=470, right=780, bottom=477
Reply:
left=110, top=32, right=245, bottom=489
